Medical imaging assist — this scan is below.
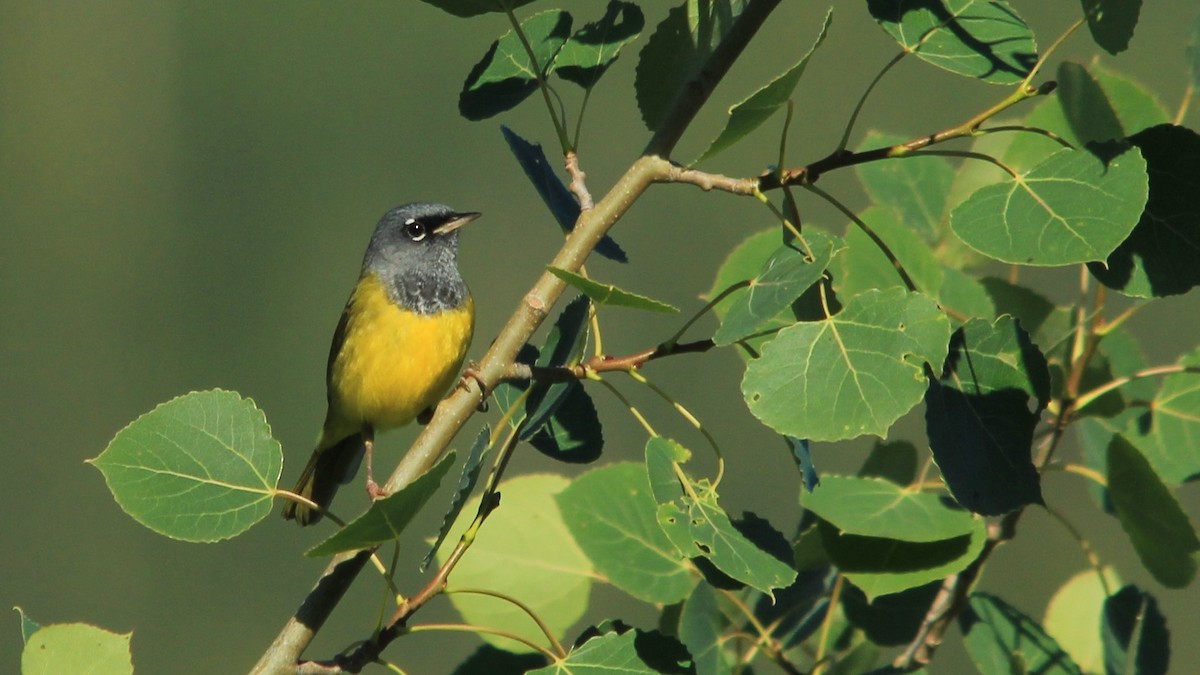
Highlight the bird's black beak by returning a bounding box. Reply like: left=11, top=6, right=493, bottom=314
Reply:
left=435, top=211, right=481, bottom=235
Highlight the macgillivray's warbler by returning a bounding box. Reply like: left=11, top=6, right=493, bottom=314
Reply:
left=282, top=202, right=479, bottom=526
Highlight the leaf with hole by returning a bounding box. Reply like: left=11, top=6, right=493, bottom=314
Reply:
left=743, top=288, right=950, bottom=441
left=558, top=463, right=695, bottom=604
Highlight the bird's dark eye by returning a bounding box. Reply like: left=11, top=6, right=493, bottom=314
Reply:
left=403, top=219, right=427, bottom=241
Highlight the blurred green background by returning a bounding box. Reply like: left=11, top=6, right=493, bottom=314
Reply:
left=3, top=1, right=1198, bottom=672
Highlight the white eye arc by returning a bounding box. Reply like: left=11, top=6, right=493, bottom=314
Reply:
left=403, top=218, right=427, bottom=241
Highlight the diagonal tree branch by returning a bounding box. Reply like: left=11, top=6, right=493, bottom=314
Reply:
left=251, top=3, right=784, bottom=670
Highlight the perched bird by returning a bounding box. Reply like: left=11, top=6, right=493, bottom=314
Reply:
left=282, top=202, right=478, bottom=526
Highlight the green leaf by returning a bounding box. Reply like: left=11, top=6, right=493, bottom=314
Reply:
left=1005, top=63, right=1168, bottom=173
left=680, top=582, right=734, bottom=675
left=307, top=452, right=455, bottom=557
left=15, top=607, right=41, bottom=644
left=635, top=0, right=746, bottom=130
left=423, top=428, right=491, bottom=571
left=459, top=11, right=573, bottom=120
left=1058, top=61, right=1125, bottom=147
left=801, top=474, right=975, bottom=542
left=959, top=593, right=1083, bottom=675
left=696, top=8, right=832, bottom=163
left=1081, top=0, right=1143, bottom=55
left=440, top=474, right=593, bottom=652
left=89, top=389, right=281, bottom=543
left=708, top=228, right=779, bottom=321
left=743, top=288, right=950, bottom=441
left=820, top=518, right=987, bottom=600
left=555, top=1, right=645, bottom=89
left=1044, top=567, right=1123, bottom=674
left=1107, top=435, right=1200, bottom=587
left=528, top=384, right=605, bottom=463
left=646, top=438, right=797, bottom=595
left=937, top=265, right=995, bottom=323
left=951, top=146, right=1149, bottom=266
left=21, top=623, right=133, bottom=675
left=557, top=463, right=695, bottom=604
left=529, top=629, right=690, bottom=674
left=418, top=0, right=539, bottom=18
left=831, top=206, right=943, bottom=301
left=842, top=581, right=941, bottom=647
left=925, top=316, right=1049, bottom=515
left=547, top=266, right=678, bottom=313
left=1120, top=346, right=1200, bottom=485
left=980, top=278, right=1074, bottom=354
left=714, top=229, right=840, bottom=346
left=1102, top=585, right=1170, bottom=675
left=866, top=0, right=1037, bottom=84
left=855, top=132, right=955, bottom=240
left=500, top=126, right=626, bottom=262
left=523, top=295, right=592, bottom=436
left=1090, top=125, right=1200, bottom=297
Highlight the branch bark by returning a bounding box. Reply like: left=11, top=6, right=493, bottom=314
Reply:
left=250, top=2, right=783, bottom=671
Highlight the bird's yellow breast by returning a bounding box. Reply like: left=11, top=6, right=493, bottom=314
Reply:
left=328, top=273, right=474, bottom=432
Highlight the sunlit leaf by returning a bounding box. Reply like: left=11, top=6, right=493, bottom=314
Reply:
left=557, top=463, right=695, bottom=604
left=743, top=288, right=950, bottom=441
left=926, top=316, right=1049, bottom=515
left=1081, top=0, right=1143, bottom=55
left=500, top=126, right=626, bottom=262
left=460, top=11, right=573, bottom=120
left=635, top=0, right=746, bottom=130
left=1120, top=346, right=1200, bottom=485
left=856, top=131, right=955, bottom=240
left=696, top=8, right=832, bottom=162
left=307, top=452, right=455, bottom=557
left=867, top=0, right=1037, bottom=84
left=1107, top=435, right=1200, bottom=588
left=820, top=519, right=987, bottom=600
left=951, top=146, right=1148, bottom=266
left=960, top=593, right=1083, bottom=675
left=1045, top=567, right=1123, bottom=673
left=801, top=474, right=975, bottom=542
left=831, top=206, right=943, bottom=301
left=529, top=629, right=691, bottom=674
left=1058, top=61, right=1125, bottom=146
left=714, top=229, right=839, bottom=346
left=1090, top=125, right=1200, bottom=298
left=680, top=582, right=734, bottom=675
left=89, top=390, right=281, bottom=542
left=21, top=623, right=133, bottom=675
left=440, top=474, right=594, bottom=652
left=1103, top=585, right=1170, bottom=675
left=555, top=1, right=645, bottom=89
left=547, top=267, right=678, bottom=313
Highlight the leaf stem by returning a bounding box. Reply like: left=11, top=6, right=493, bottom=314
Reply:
left=445, top=588, right=567, bottom=658
left=628, top=370, right=726, bottom=488
left=836, top=50, right=907, bottom=154
left=405, top=623, right=559, bottom=662
left=804, top=183, right=918, bottom=293
left=503, top=5, right=572, bottom=153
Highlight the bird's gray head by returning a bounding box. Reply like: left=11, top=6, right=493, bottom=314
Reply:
left=362, top=202, right=480, bottom=314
